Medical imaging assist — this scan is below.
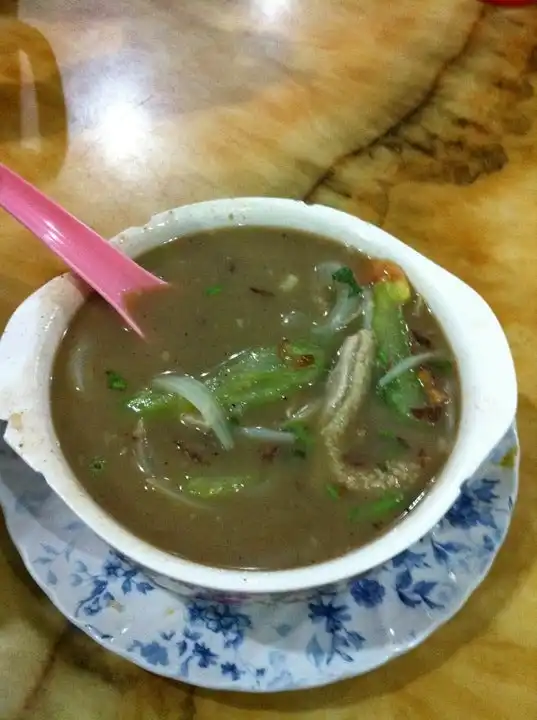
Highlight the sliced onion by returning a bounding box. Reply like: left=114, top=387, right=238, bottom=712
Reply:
left=181, top=413, right=210, bottom=432
left=145, top=475, right=210, bottom=510
left=133, top=419, right=154, bottom=476
left=362, top=287, right=373, bottom=330
left=316, top=261, right=345, bottom=289
left=281, top=310, right=308, bottom=330
left=322, top=333, right=361, bottom=414
left=153, top=374, right=234, bottom=450
left=236, top=426, right=296, bottom=444
left=378, top=352, right=442, bottom=389
left=133, top=417, right=215, bottom=510
left=286, top=398, right=323, bottom=422
left=68, top=342, right=90, bottom=394
left=313, top=285, right=363, bottom=338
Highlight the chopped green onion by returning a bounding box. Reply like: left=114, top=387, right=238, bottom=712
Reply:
left=332, top=266, right=362, bottom=296
left=326, top=483, right=341, bottom=500
left=106, top=370, right=127, bottom=391
left=348, top=491, right=405, bottom=522
left=90, top=457, right=106, bottom=472
left=205, top=285, right=223, bottom=296
left=283, top=420, right=314, bottom=457
left=284, top=420, right=312, bottom=445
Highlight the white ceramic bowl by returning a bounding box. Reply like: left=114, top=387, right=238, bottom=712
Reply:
left=0, top=198, right=517, bottom=597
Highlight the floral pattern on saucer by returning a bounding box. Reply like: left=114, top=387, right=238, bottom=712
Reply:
left=0, top=426, right=518, bottom=692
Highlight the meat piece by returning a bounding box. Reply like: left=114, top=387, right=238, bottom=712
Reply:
left=321, top=329, right=375, bottom=431
left=321, top=329, right=420, bottom=492
left=332, top=457, right=421, bottom=493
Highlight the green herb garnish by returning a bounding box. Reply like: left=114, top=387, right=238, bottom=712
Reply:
left=90, top=457, right=106, bottom=472
left=205, top=285, right=223, bottom=296
left=348, top=490, right=405, bottom=523
left=284, top=420, right=312, bottom=445
left=332, top=266, right=362, bottom=296
left=326, top=483, right=341, bottom=500
left=105, top=370, right=127, bottom=391
left=284, top=420, right=314, bottom=457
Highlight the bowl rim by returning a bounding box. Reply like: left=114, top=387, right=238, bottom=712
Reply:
left=0, top=197, right=517, bottom=594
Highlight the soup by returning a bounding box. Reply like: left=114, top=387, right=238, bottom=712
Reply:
left=51, top=227, right=458, bottom=570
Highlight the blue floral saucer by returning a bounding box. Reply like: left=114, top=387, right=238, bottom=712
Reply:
left=0, top=426, right=518, bottom=692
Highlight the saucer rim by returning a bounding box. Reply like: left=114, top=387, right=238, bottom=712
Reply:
left=0, top=425, right=519, bottom=693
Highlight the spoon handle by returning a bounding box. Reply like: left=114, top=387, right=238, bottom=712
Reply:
left=0, top=164, right=165, bottom=334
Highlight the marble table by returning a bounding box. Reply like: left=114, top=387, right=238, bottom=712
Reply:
left=1, top=1, right=536, bottom=717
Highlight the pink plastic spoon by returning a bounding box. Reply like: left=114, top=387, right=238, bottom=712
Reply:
left=0, top=163, right=167, bottom=337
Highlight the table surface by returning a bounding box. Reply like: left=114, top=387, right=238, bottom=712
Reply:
left=1, top=1, right=537, bottom=718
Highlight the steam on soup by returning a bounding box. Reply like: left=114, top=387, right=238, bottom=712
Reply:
left=51, top=227, right=458, bottom=570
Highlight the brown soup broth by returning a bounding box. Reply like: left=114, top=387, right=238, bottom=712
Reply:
left=51, top=227, right=458, bottom=570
